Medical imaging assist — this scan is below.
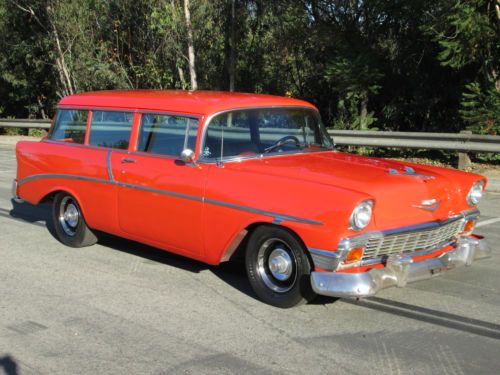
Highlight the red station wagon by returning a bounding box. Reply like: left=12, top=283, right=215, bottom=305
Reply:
left=13, top=90, right=490, bottom=307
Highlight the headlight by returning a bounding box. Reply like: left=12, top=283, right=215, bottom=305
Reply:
left=467, top=180, right=484, bottom=206
left=349, top=200, right=373, bottom=231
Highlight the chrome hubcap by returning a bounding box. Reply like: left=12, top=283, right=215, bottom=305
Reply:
left=268, top=248, right=293, bottom=281
left=59, top=197, right=80, bottom=236
left=257, top=238, right=297, bottom=293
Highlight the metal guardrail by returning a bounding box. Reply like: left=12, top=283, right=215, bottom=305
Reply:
left=0, top=119, right=51, bottom=129
left=1, top=118, right=499, bottom=154
left=329, top=130, right=500, bottom=153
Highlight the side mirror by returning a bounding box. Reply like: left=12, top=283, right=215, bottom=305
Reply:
left=179, top=148, right=196, bottom=165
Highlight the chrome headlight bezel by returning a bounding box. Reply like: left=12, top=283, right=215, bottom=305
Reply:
left=349, top=200, right=374, bottom=231
left=467, top=180, right=484, bottom=207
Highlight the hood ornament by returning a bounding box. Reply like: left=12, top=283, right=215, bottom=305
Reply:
left=413, top=199, right=441, bottom=212
left=388, top=166, right=434, bottom=180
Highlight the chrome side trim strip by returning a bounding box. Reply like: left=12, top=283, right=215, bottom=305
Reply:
left=115, top=181, right=203, bottom=203
left=204, top=197, right=322, bottom=225
left=18, top=174, right=112, bottom=186
left=17, top=173, right=322, bottom=225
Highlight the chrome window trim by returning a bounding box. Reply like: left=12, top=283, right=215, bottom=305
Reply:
left=197, top=106, right=334, bottom=163
left=136, top=112, right=201, bottom=158
left=57, top=106, right=203, bottom=119
left=43, top=139, right=182, bottom=161
left=17, top=172, right=323, bottom=226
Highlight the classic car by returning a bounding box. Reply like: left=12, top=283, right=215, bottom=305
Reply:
left=13, top=90, right=490, bottom=308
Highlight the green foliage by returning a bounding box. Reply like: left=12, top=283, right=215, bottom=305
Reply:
left=0, top=0, right=498, bottom=140
left=460, top=82, right=500, bottom=134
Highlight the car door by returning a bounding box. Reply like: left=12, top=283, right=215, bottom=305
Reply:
left=113, top=113, right=207, bottom=257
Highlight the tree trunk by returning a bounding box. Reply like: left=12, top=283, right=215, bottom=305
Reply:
left=47, top=6, right=74, bottom=96
left=360, top=96, right=368, bottom=130
left=178, top=66, right=187, bottom=89
left=183, top=0, right=197, bottom=90
left=229, top=0, right=236, bottom=91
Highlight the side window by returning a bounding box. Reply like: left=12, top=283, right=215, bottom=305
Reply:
left=89, top=111, right=133, bottom=149
left=50, top=110, right=88, bottom=144
left=203, top=112, right=256, bottom=159
left=137, top=114, right=199, bottom=156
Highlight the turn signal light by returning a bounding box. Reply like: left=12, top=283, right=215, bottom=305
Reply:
left=345, top=247, right=364, bottom=263
left=462, top=219, right=475, bottom=234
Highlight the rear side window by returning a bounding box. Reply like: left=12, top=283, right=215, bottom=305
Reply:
left=50, top=110, right=88, bottom=144
left=89, top=111, right=133, bottom=149
left=137, top=114, right=199, bottom=156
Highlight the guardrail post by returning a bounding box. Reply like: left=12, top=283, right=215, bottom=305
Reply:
left=458, top=130, right=472, bottom=170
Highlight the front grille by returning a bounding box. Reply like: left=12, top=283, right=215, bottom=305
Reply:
left=362, top=218, right=464, bottom=259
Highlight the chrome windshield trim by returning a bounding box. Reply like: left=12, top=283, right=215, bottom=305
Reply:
left=17, top=173, right=322, bottom=226
left=197, top=106, right=333, bottom=162
left=197, top=148, right=335, bottom=165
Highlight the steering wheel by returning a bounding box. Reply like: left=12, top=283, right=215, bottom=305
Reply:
left=263, top=136, right=301, bottom=153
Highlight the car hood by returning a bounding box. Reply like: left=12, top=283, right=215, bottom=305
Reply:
left=225, top=151, right=483, bottom=229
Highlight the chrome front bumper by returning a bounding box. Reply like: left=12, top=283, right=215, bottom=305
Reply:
left=311, top=236, right=490, bottom=298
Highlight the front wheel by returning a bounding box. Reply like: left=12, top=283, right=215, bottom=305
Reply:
left=245, top=225, right=316, bottom=308
left=52, top=192, right=98, bottom=247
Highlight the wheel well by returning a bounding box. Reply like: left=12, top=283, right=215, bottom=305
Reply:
left=226, top=222, right=313, bottom=266
left=40, top=190, right=61, bottom=204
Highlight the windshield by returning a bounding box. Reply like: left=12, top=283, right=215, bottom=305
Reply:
left=201, top=107, right=333, bottom=160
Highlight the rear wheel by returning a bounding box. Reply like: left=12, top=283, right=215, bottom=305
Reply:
left=245, top=225, right=316, bottom=308
left=52, top=192, right=97, bottom=247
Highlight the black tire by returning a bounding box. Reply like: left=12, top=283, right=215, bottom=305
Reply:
left=245, top=225, right=316, bottom=308
left=52, top=192, right=97, bottom=247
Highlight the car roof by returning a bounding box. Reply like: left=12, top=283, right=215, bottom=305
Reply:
left=58, top=90, right=317, bottom=116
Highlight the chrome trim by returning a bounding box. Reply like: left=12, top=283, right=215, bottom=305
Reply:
left=336, top=209, right=480, bottom=263
left=388, top=166, right=434, bottom=180
left=203, top=197, right=322, bottom=225
left=360, top=238, right=457, bottom=267
left=11, top=179, right=24, bottom=203
left=220, top=229, right=248, bottom=262
left=57, top=106, right=203, bottom=119
left=18, top=173, right=113, bottom=186
left=197, top=106, right=333, bottom=163
left=413, top=200, right=441, bottom=212
left=106, top=150, right=115, bottom=182
left=311, top=235, right=491, bottom=298
left=308, top=248, right=348, bottom=271
left=116, top=181, right=203, bottom=202
left=44, top=139, right=183, bottom=161
left=17, top=173, right=323, bottom=226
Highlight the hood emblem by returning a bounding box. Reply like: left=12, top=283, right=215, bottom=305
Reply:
left=389, top=166, right=434, bottom=179
left=413, top=199, right=441, bottom=212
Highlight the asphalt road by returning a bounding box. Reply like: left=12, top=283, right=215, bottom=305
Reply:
left=0, top=145, right=499, bottom=375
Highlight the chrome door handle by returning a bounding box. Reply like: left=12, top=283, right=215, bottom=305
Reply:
left=121, top=157, right=136, bottom=164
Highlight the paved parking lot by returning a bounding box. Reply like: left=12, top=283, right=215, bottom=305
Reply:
left=0, top=144, right=499, bottom=374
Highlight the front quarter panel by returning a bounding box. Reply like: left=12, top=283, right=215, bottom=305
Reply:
left=203, top=161, right=370, bottom=264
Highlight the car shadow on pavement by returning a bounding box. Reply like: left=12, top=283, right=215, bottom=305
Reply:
left=4, top=199, right=330, bottom=304
left=0, top=355, right=18, bottom=375
left=6, top=199, right=57, bottom=238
